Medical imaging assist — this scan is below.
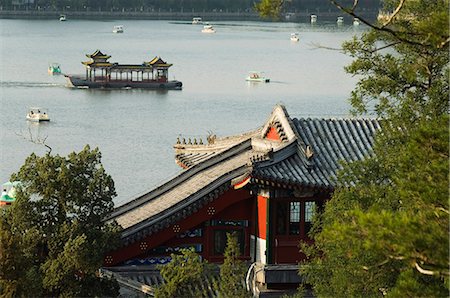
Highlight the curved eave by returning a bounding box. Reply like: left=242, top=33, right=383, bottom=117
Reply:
left=120, top=181, right=233, bottom=246
left=152, top=64, right=172, bottom=68
left=109, top=139, right=254, bottom=246
left=250, top=176, right=334, bottom=192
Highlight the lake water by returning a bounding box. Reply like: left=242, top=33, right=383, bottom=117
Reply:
left=0, top=19, right=365, bottom=205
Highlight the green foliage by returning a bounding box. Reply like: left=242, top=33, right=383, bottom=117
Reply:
left=0, top=145, right=121, bottom=297
left=301, top=115, right=449, bottom=297
left=216, top=232, right=249, bottom=298
left=156, top=248, right=211, bottom=298
left=296, top=1, right=450, bottom=297
left=254, top=0, right=285, bottom=20
left=343, top=0, right=449, bottom=121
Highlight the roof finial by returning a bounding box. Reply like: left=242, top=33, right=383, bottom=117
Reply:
left=305, top=145, right=314, bottom=160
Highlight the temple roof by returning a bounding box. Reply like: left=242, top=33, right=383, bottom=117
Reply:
left=108, top=140, right=258, bottom=245
left=144, top=56, right=173, bottom=68
left=86, top=49, right=111, bottom=59
left=108, top=104, right=381, bottom=245
left=252, top=117, right=381, bottom=190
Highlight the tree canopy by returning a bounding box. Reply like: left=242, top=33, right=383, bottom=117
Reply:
left=156, top=248, right=212, bottom=298
left=299, top=0, right=449, bottom=296
left=215, top=232, right=249, bottom=298
left=0, top=145, right=121, bottom=297
left=156, top=232, right=250, bottom=297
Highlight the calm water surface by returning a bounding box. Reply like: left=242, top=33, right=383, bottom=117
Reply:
left=0, top=19, right=365, bottom=205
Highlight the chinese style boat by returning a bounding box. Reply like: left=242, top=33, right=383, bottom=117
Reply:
left=65, top=50, right=183, bottom=90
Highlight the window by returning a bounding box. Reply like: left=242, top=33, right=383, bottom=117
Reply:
left=289, top=202, right=301, bottom=235
left=213, top=230, right=244, bottom=255
left=304, top=201, right=316, bottom=235
left=275, top=200, right=318, bottom=237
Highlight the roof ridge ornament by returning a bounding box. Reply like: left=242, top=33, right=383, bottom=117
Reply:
left=305, top=145, right=314, bottom=160
left=261, top=104, right=297, bottom=142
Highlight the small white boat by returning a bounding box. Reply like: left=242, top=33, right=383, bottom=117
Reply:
left=246, top=71, right=270, bottom=83
left=353, top=18, right=360, bottom=26
left=201, top=24, right=215, bottom=33
left=59, top=14, right=66, bottom=21
left=113, top=25, right=124, bottom=33
left=26, top=107, right=50, bottom=122
left=48, top=62, right=62, bottom=75
left=337, top=16, right=344, bottom=24
left=192, top=17, right=203, bottom=24
left=1, top=181, right=20, bottom=208
left=310, top=14, right=317, bottom=23
left=290, top=32, right=300, bottom=42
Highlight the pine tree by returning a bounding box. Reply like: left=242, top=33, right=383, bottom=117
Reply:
left=216, top=232, right=249, bottom=298
left=299, top=0, right=449, bottom=296
left=156, top=248, right=210, bottom=298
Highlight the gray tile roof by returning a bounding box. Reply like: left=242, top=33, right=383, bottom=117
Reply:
left=252, top=118, right=381, bottom=189
left=108, top=140, right=255, bottom=245
left=108, top=104, right=381, bottom=247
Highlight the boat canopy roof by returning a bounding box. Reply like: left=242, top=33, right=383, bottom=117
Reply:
left=144, top=56, right=173, bottom=68
left=86, top=49, right=111, bottom=59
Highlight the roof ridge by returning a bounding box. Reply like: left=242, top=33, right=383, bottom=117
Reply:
left=108, top=138, right=253, bottom=220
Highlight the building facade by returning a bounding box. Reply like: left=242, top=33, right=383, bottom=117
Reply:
left=103, top=104, right=381, bottom=294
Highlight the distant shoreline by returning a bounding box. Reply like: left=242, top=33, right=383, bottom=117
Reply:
left=0, top=9, right=378, bottom=22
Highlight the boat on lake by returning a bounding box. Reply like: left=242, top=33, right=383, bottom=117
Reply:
left=310, top=14, right=317, bottom=23
left=113, top=25, right=124, bottom=33
left=337, top=16, right=344, bottom=24
left=65, top=50, right=182, bottom=90
left=59, top=14, right=66, bottom=21
left=290, top=32, right=300, bottom=42
left=201, top=24, right=215, bottom=33
left=26, top=107, right=50, bottom=122
left=48, top=62, right=62, bottom=75
left=1, top=181, right=20, bottom=208
left=353, top=18, right=360, bottom=26
left=192, top=17, right=203, bottom=24
left=246, top=71, right=270, bottom=83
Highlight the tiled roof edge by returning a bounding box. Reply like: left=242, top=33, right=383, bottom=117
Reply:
left=120, top=165, right=250, bottom=244
left=108, top=138, right=253, bottom=221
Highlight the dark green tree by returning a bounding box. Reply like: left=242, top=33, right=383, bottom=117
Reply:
left=299, top=0, right=450, bottom=297
left=156, top=248, right=211, bottom=298
left=301, top=115, right=449, bottom=296
left=0, top=145, right=121, bottom=297
left=215, top=232, right=249, bottom=298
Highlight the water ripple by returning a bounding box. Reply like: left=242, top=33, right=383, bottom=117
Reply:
left=0, top=81, right=66, bottom=88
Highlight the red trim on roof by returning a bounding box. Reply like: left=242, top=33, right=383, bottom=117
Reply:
left=265, top=126, right=281, bottom=141
left=233, top=176, right=250, bottom=189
